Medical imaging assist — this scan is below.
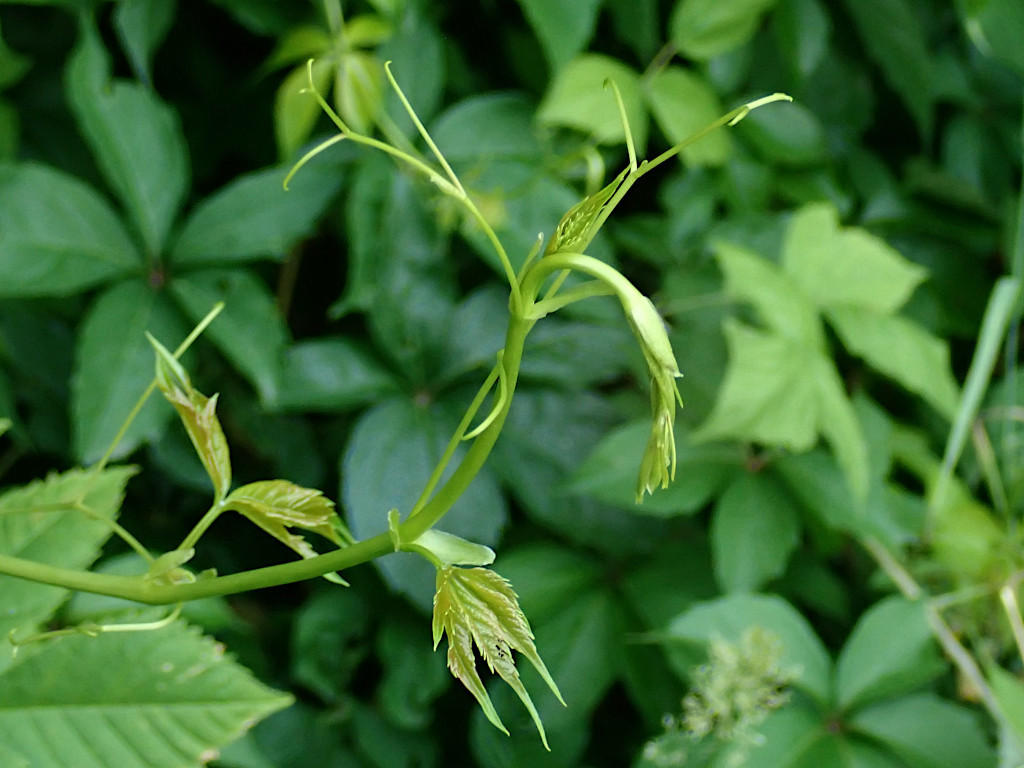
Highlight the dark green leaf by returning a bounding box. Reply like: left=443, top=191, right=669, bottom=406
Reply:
left=170, top=164, right=343, bottom=267
left=169, top=269, right=289, bottom=403
left=665, top=593, right=832, bottom=706
left=735, top=98, right=828, bottom=167
left=620, top=537, right=717, bottom=629
left=273, top=337, right=401, bottom=412
left=291, top=587, right=370, bottom=703
left=514, top=0, right=603, bottom=72
left=0, top=163, right=139, bottom=297
left=773, top=0, right=829, bottom=79
left=376, top=613, right=450, bottom=730
left=669, top=0, right=779, bottom=60
left=566, top=419, right=743, bottom=516
left=72, top=279, right=187, bottom=463
left=66, top=19, right=189, bottom=257
left=965, top=0, right=1024, bottom=77
left=492, top=389, right=665, bottom=552
left=342, top=396, right=507, bottom=609
left=432, top=93, right=543, bottom=164
left=494, top=543, right=602, bottom=625
left=113, top=0, right=177, bottom=85
left=850, top=694, right=996, bottom=768
left=379, top=11, right=445, bottom=133
left=840, top=0, right=935, bottom=139
left=710, top=470, right=801, bottom=592
left=335, top=158, right=457, bottom=380
left=835, top=597, right=945, bottom=711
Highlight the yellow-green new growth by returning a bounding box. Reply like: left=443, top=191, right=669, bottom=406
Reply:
left=432, top=566, right=565, bottom=749
left=627, top=295, right=684, bottom=502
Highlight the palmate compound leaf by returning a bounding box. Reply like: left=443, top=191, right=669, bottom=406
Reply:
left=223, top=480, right=350, bottom=583
left=0, top=620, right=292, bottom=768
left=432, top=566, right=565, bottom=749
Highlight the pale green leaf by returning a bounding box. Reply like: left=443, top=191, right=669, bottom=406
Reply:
left=274, top=58, right=333, bottom=161
left=169, top=269, right=289, bottom=403
left=693, top=320, right=820, bottom=451
left=170, top=163, right=343, bottom=266
left=987, top=665, right=1024, bottom=745
left=644, top=66, right=731, bottom=166
left=711, top=472, right=800, bottom=592
left=714, top=239, right=822, bottom=345
left=514, top=0, right=602, bottom=72
left=851, top=694, right=996, bottom=768
left=66, top=19, right=189, bottom=257
left=72, top=280, right=188, bottom=463
left=335, top=51, right=383, bottom=135
left=827, top=306, right=960, bottom=419
left=782, top=203, right=927, bottom=313
left=669, top=0, right=779, bottom=60
left=835, top=597, right=945, bottom=711
left=0, top=621, right=292, bottom=768
left=812, top=352, right=870, bottom=501
left=0, top=163, right=139, bottom=297
left=0, top=467, right=136, bottom=643
left=537, top=54, right=647, bottom=150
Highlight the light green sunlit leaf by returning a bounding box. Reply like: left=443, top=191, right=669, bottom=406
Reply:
left=0, top=621, right=292, bottom=768
left=827, top=306, right=960, bottom=419
left=537, top=54, right=647, bottom=151
left=713, top=239, right=822, bottom=345
left=644, top=66, right=731, bottom=166
left=782, top=203, right=927, bottom=313
left=0, top=467, right=136, bottom=644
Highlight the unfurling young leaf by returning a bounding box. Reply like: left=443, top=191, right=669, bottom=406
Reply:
left=432, top=565, right=564, bottom=749
left=224, top=480, right=351, bottom=583
left=546, top=166, right=628, bottom=255
left=148, top=334, right=232, bottom=501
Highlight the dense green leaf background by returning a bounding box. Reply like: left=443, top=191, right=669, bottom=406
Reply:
left=0, top=0, right=1022, bottom=766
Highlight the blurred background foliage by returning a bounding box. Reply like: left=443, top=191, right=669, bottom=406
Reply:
left=1, top=0, right=1023, bottom=766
